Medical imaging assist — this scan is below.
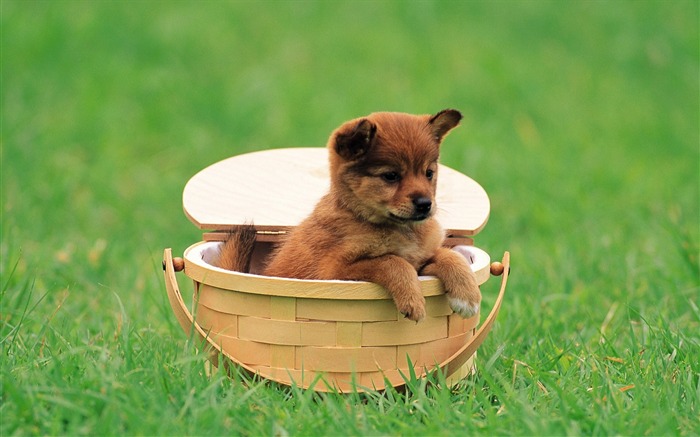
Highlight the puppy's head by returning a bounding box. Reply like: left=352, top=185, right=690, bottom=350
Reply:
left=328, top=109, right=462, bottom=225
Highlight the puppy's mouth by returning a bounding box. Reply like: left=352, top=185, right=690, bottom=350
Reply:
left=388, top=212, right=431, bottom=224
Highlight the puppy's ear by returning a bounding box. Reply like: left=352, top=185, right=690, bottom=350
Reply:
left=429, top=109, right=462, bottom=142
left=334, top=118, right=377, bottom=160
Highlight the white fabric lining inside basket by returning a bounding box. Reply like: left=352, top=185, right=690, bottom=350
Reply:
left=188, top=241, right=490, bottom=281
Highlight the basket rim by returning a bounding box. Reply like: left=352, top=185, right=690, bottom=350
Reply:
left=183, top=240, right=491, bottom=300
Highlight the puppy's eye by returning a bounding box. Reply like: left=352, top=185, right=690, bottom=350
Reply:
left=426, top=169, right=434, bottom=180
left=381, top=172, right=401, bottom=182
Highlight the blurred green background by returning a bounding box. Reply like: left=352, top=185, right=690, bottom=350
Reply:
left=4, top=0, right=697, bottom=321
left=2, top=1, right=698, bottom=435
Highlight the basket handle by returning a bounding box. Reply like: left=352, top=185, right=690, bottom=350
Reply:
left=434, top=251, right=510, bottom=378
left=163, top=248, right=259, bottom=375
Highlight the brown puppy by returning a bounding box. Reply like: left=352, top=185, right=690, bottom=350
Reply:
left=216, top=110, right=481, bottom=321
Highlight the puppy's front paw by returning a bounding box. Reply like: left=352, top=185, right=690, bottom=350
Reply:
left=423, top=247, right=482, bottom=319
left=395, top=292, right=426, bottom=322
left=443, top=267, right=482, bottom=319
left=447, top=295, right=480, bottom=318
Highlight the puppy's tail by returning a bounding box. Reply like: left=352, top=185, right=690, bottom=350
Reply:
left=214, top=223, right=256, bottom=273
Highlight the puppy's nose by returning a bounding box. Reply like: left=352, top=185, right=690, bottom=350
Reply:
left=413, top=197, right=432, bottom=214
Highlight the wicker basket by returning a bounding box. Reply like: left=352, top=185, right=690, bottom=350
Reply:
left=163, top=148, right=509, bottom=392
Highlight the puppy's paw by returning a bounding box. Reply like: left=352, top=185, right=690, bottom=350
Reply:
left=396, top=293, right=426, bottom=322
left=422, top=247, right=482, bottom=319
left=442, top=266, right=482, bottom=319
left=447, top=295, right=480, bottom=318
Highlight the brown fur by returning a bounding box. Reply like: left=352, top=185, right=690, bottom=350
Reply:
left=214, top=110, right=481, bottom=321
left=215, top=223, right=257, bottom=272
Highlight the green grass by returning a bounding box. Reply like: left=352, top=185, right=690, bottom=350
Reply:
left=2, top=0, right=698, bottom=435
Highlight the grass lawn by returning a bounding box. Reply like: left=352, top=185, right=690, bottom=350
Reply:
left=2, top=1, right=698, bottom=435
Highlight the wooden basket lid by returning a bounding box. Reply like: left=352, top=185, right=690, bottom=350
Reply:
left=183, top=147, right=490, bottom=236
